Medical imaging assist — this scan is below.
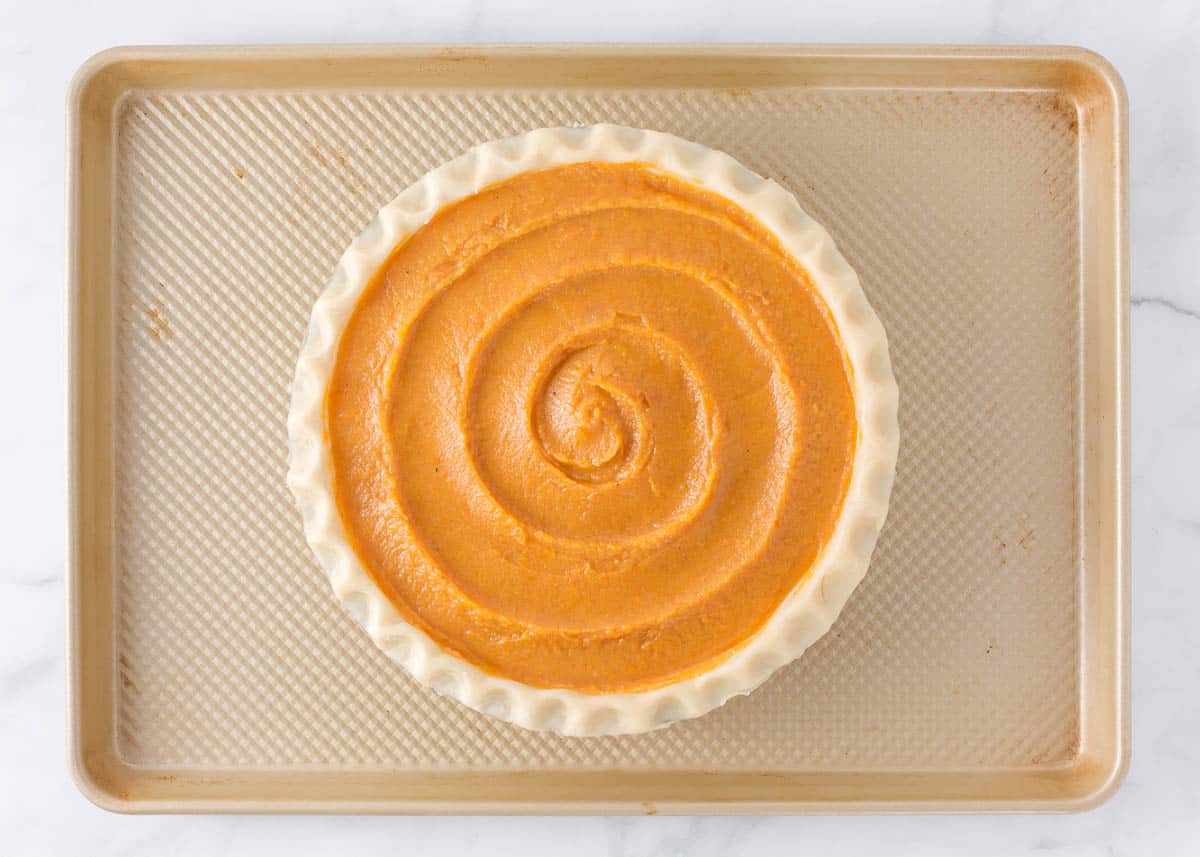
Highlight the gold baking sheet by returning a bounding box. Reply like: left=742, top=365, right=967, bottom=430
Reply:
left=67, top=44, right=1128, bottom=813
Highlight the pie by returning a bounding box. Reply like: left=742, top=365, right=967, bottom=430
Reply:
left=287, top=125, right=898, bottom=735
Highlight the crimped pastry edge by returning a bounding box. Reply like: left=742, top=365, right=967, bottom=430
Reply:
left=286, top=125, right=899, bottom=736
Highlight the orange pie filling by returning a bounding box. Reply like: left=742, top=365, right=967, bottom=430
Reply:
left=326, top=162, right=857, bottom=693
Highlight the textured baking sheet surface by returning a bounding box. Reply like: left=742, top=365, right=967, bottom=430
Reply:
left=112, top=86, right=1080, bottom=771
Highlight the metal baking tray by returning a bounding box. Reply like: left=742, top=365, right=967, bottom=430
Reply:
left=67, top=44, right=1128, bottom=813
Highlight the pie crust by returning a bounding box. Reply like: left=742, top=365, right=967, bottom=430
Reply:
left=287, top=125, right=899, bottom=735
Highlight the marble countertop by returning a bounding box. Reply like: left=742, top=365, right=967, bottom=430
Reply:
left=2, top=0, right=1197, bottom=853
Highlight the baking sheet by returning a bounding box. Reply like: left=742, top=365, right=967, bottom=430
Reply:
left=67, top=44, right=1127, bottom=813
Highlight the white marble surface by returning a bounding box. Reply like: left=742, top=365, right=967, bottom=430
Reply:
left=1, top=0, right=1197, bottom=853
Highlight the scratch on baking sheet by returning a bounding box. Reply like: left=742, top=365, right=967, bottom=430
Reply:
left=307, top=144, right=328, bottom=168
left=436, top=47, right=488, bottom=63
left=994, top=534, right=1007, bottom=568
left=307, top=143, right=370, bottom=193
left=118, top=654, right=138, bottom=693
left=145, top=306, right=172, bottom=341
left=722, top=87, right=754, bottom=97
left=1017, top=528, right=1036, bottom=550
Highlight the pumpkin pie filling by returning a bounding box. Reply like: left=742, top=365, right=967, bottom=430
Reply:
left=326, top=162, right=856, bottom=692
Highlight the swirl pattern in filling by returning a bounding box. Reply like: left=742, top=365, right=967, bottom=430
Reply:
left=327, top=162, right=856, bottom=692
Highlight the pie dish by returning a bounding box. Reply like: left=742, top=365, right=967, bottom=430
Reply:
left=287, top=125, right=898, bottom=736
